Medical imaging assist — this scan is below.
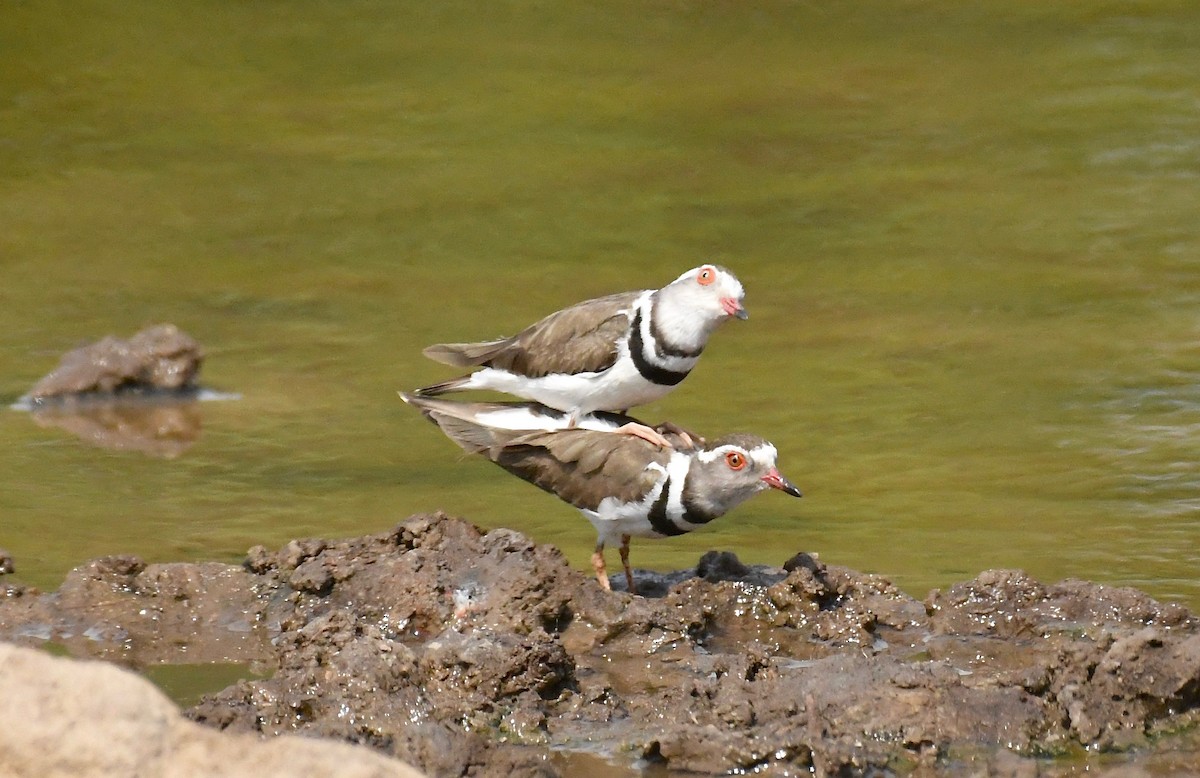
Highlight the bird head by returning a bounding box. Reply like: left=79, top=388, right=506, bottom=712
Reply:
left=683, top=433, right=802, bottom=519
left=667, top=264, right=748, bottom=322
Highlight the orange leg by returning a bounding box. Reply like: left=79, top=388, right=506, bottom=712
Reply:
left=619, top=534, right=636, bottom=595
left=592, top=543, right=611, bottom=591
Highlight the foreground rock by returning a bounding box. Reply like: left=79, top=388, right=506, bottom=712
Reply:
left=19, top=323, right=203, bottom=406
left=0, top=643, right=425, bottom=778
left=2, top=513, right=1199, bottom=776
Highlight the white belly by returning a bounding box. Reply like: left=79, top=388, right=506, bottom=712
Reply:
left=580, top=509, right=666, bottom=546
left=469, top=355, right=675, bottom=415
left=578, top=457, right=686, bottom=546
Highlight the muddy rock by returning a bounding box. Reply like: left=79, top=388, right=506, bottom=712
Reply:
left=0, top=554, right=270, bottom=665
left=0, top=547, right=13, bottom=575
left=22, top=323, right=203, bottom=404
left=3, top=512, right=1200, bottom=777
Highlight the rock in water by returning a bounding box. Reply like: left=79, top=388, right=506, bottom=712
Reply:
left=24, top=324, right=203, bottom=404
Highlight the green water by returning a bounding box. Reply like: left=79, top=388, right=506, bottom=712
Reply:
left=2, top=2, right=1197, bottom=612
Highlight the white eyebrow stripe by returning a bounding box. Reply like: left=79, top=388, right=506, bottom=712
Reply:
left=749, top=443, right=778, bottom=463
left=696, top=445, right=739, bottom=463
left=696, top=442, right=778, bottom=465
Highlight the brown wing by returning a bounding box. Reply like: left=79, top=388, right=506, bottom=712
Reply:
left=492, top=428, right=668, bottom=511
left=404, top=392, right=669, bottom=511
left=422, top=339, right=512, bottom=368
left=423, top=291, right=641, bottom=378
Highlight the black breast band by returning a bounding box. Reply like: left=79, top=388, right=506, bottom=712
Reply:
left=629, top=309, right=690, bottom=387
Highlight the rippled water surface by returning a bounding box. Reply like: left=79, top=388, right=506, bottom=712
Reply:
left=2, top=2, right=1197, bottom=609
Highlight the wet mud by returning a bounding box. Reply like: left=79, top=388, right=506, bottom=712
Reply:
left=2, top=513, right=1198, bottom=777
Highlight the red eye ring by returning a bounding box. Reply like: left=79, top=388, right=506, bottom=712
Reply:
left=725, top=451, right=746, bottom=470
left=697, top=267, right=716, bottom=286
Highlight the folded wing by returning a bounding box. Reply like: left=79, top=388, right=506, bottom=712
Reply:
left=421, top=291, right=640, bottom=378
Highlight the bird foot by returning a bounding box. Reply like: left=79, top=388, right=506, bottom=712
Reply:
left=616, top=422, right=673, bottom=449
left=653, top=421, right=705, bottom=450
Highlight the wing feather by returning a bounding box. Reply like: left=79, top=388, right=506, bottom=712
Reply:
left=403, top=393, right=668, bottom=511
left=422, top=291, right=641, bottom=378
left=422, top=339, right=513, bottom=368
left=493, top=429, right=667, bottom=510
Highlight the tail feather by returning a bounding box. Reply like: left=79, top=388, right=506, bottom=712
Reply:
left=426, top=414, right=505, bottom=455
left=400, top=391, right=475, bottom=423
left=422, top=339, right=512, bottom=368
left=399, top=392, right=520, bottom=455
left=412, top=375, right=471, bottom=397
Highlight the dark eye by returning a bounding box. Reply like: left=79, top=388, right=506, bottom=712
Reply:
left=725, top=451, right=746, bottom=470
left=697, top=267, right=715, bottom=286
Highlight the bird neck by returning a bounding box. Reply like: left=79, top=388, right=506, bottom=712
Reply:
left=648, top=288, right=718, bottom=356
left=678, top=460, right=724, bottom=523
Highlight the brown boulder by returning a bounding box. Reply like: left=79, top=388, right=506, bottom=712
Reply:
left=24, top=323, right=203, bottom=404
left=0, top=643, right=425, bottom=778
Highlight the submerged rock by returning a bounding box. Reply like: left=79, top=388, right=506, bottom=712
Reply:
left=20, top=323, right=203, bottom=406
left=13, top=324, right=212, bottom=455
left=2, top=513, right=1198, bottom=777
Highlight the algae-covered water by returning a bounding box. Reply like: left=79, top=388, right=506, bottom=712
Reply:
left=2, top=2, right=1197, bottom=609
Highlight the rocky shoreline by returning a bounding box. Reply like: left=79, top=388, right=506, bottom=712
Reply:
left=2, top=512, right=1198, bottom=776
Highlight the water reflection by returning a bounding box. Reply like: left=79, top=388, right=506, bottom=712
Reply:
left=28, top=400, right=203, bottom=459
